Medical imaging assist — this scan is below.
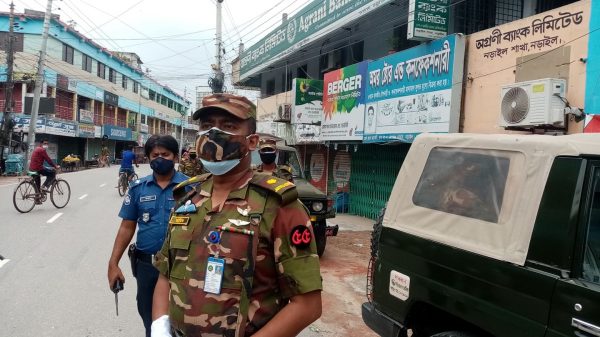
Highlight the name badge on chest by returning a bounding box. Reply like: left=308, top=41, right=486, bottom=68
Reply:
left=140, top=195, right=157, bottom=203
left=204, top=257, right=225, bottom=295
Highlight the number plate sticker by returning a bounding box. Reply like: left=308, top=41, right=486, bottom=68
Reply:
left=389, top=270, right=410, bottom=301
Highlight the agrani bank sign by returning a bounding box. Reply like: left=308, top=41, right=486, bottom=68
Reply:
left=239, top=0, right=392, bottom=80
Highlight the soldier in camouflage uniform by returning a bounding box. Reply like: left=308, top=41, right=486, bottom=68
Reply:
left=178, top=149, right=206, bottom=177
left=255, top=138, right=294, bottom=183
left=151, top=93, right=322, bottom=337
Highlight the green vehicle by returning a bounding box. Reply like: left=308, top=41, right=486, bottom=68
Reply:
left=251, top=144, right=337, bottom=256
left=363, top=133, right=600, bottom=337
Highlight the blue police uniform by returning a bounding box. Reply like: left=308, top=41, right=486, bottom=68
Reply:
left=118, top=171, right=189, bottom=337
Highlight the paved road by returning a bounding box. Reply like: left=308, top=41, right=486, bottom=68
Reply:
left=0, top=165, right=148, bottom=336
left=0, top=166, right=373, bottom=337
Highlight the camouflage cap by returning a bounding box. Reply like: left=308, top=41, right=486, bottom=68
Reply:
left=192, top=93, right=256, bottom=121
left=259, top=138, right=277, bottom=152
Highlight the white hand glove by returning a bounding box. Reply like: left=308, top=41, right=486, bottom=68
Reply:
left=151, top=315, right=172, bottom=337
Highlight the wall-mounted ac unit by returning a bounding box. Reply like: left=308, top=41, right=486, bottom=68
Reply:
left=499, top=78, right=567, bottom=128
left=275, top=103, right=291, bottom=122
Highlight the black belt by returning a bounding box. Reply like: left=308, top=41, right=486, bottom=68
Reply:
left=136, top=251, right=154, bottom=263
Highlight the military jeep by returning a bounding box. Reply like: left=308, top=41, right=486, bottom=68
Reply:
left=363, top=133, right=600, bottom=337
left=251, top=145, right=336, bottom=256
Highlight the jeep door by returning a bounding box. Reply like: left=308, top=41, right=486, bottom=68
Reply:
left=547, top=161, right=600, bottom=337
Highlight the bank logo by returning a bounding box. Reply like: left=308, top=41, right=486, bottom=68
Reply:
left=287, top=19, right=297, bottom=44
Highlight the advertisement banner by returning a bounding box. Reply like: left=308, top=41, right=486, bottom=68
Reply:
left=365, top=34, right=465, bottom=143
left=322, top=61, right=368, bottom=141
left=292, top=78, right=323, bottom=124
left=103, top=125, right=132, bottom=141
left=104, top=90, right=119, bottom=106
left=79, top=109, right=94, bottom=124
left=12, top=114, right=46, bottom=133
left=140, top=124, right=149, bottom=133
left=46, top=118, right=77, bottom=137
left=94, top=125, right=102, bottom=138
left=239, top=0, right=393, bottom=80
left=78, top=123, right=96, bottom=138
left=294, top=124, right=321, bottom=144
left=408, top=0, right=449, bottom=41
left=257, top=121, right=295, bottom=145
left=307, top=151, right=327, bottom=194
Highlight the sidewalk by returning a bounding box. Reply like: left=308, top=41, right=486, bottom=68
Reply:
left=327, top=213, right=374, bottom=232
left=0, top=175, right=22, bottom=187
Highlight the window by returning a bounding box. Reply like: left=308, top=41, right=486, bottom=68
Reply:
left=450, top=0, right=496, bottom=35
left=97, top=62, right=106, bottom=79
left=82, top=54, right=93, bottom=72
left=412, top=148, right=511, bottom=223
left=122, top=75, right=128, bottom=89
left=583, top=166, right=600, bottom=284
left=108, top=68, right=116, bottom=83
left=297, top=64, right=308, bottom=78
left=0, top=32, right=24, bottom=52
left=265, top=79, right=275, bottom=96
left=495, top=0, right=523, bottom=25
left=537, top=0, right=573, bottom=13
left=62, top=44, right=74, bottom=64
left=140, top=114, right=146, bottom=124
left=133, top=81, right=139, bottom=94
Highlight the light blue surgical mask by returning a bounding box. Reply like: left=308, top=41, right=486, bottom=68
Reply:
left=200, top=158, right=241, bottom=176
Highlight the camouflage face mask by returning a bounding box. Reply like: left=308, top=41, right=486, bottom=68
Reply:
left=197, top=127, right=251, bottom=162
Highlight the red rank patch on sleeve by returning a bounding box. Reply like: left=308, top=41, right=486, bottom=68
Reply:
left=290, top=225, right=312, bottom=249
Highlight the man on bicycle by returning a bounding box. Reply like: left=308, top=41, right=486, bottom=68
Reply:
left=120, top=145, right=138, bottom=181
left=29, top=139, right=60, bottom=192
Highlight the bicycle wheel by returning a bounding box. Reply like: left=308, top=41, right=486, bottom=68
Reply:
left=118, top=174, right=127, bottom=196
left=13, top=181, right=37, bottom=213
left=131, top=173, right=138, bottom=182
left=50, top=179, right=71, bottom=209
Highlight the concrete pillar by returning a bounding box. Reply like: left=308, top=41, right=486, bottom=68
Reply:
left=113, top=107, right=118, bottom=125
left=72, top=93, right=78, bottom=121
left=100, top=102, right=105, bottom=125
left=21, top=83, right=26, bottom=113
left=125, top=110, right=130, bottom=129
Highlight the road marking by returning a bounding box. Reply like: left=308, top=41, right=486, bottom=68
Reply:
left=99, top=183, right=106, bottom=187
left=47, top=213, right=63, bottom=224
left=78, top=194, right=88, bottom=200
left=0, top=259, right=10, bottom=269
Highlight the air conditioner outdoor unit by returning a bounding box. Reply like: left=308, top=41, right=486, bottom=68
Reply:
left=276, top=103, right=291, bottom=122
left=499, top=78, right=567, bottom=128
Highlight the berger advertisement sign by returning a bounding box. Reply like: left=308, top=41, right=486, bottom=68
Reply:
left=364, top=34, right=465, bottom=143
left=239, top=0, right=393, bottom=80
left=322, top=61, right=368, bottom=141
left=292, top=78, right=323, bottom=125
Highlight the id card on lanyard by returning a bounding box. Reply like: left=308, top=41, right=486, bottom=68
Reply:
left=204, top=256, right=225, bottom=294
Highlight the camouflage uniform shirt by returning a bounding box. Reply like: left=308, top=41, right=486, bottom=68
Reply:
left=179, top=158, right=206, bottom=177
left=254, top=164, right=293, bottom=183
left=154, top=169, right=322, bottom=337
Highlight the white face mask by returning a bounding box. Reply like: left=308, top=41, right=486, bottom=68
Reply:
left=42, top=145, right=49, bottom=149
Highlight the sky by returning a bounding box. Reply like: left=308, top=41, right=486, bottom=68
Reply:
left=3, top=0, right=313, bottom=109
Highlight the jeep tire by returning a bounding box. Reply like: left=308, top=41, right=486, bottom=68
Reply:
left=314, top=220, right=327, bottom=257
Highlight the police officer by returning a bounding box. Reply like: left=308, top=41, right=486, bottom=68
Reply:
left=178, top=149, right=206, bottom=177
left=108, top=135, right=190, bottom=337
left=255, top=138, right=293, bottom=182
left=151, top=93, right=322, bottom=337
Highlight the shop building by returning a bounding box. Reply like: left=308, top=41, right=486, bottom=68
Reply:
left=0, top=9, right=193, bottom=165
left=233, top=0, right=588, bottom=219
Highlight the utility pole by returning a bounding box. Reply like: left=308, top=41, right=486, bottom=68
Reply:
left=24, top=0, right=52, bottom=172
left=209, top=0, right=224, bottom=94
left=1, top=2, right=16, bottom=150
left=179, top=87, right=186, bottom=156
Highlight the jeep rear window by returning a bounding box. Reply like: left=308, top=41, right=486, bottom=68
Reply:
left=412, top=148, right=510, bottom=223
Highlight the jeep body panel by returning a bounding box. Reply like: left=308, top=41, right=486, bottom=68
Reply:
left=365, top=133, right=600, bottom=337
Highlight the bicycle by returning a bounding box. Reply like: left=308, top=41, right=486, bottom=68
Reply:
left=117, top=170, right=138, bottom=196
left=12, top=169, right=71, bottom=213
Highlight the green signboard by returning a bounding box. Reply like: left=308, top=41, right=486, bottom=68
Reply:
left=292, top=78, right=323, bottom=125
left=239, top=0, right=392, bottom=80
left=408, top=0, right=449, bottom=41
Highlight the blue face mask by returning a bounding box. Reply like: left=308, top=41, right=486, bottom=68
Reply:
left=200, top=158, right=241, bottom=176
left=150, top=157, right=175, bottom=176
